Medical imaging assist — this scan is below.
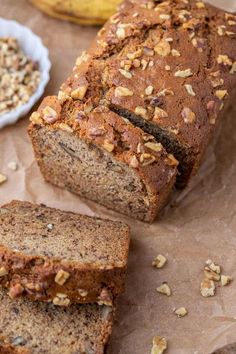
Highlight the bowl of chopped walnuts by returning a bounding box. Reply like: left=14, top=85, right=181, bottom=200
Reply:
left=0, top=18, right=51, bottom=129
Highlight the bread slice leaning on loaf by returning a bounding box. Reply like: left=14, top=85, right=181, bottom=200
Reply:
left=0, top=288, right=113, bottom=354
left=28, top=100, right=178, bottom=223
left=0, top=200, right=130, bottom=305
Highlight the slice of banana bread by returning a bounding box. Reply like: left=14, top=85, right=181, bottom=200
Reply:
left=0, top=288, right=114, bottom=354
left=29, top=101, right=178, bottom=223
left=0, top=200, right=130, bottom=305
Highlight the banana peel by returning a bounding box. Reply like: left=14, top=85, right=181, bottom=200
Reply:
left=30, top=0, right=122, bottom=26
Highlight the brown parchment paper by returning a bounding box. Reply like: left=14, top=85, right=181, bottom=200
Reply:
left=1, top=1, right=236, bottom=353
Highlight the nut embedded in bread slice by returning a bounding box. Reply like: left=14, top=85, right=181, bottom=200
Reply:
left=0, top=200, right=130, bottom=305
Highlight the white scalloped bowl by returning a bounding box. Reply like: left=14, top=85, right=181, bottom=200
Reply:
left=0, top=18, right=51, bottom=129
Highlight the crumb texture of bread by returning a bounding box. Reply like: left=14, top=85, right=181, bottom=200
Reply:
left=0, top=200, right=130, bottom=304
left=0, top=289, right=113, bottom=354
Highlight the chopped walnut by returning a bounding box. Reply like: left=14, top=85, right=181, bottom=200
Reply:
left=156, top=282, right=171, bottom=296
left=217, top=25, right=226, bottom=36
left=118, top=69, right=132, bottom=79
left=174, top=69, right=193, bottom=78
left=174, top=307, right=188, bottom=318
left=71, top=86, right=88, bottom=100
left=58, top=90, right=70, bottom=103
left=221, top=275, right=233, bottom=287
left=127, top=49, right=142, bottom=60
left=196, top=2, right=205, bottom=9
left=165, top=65, right=171, bottom=71
left=129, top=155, right=139, bottom=168
left=215, top=90, right=228, bottom=100
left=140, top=153, right=156, bottom=166
left=152, top=255, right=167, bottom=269
left=116, top=27, right=126, bottom=39
left=135, top=106, right=148, bottom=119
left=55, top=270, right=70, bottom=286
left=53, top=293, right=70, bottom=306
left=209, top=71, right=224, bottom=88
left=78, top=289, right=88, bottom=297
left=7, top=161, right=18, bottom=171
left=75, top=51, right=91, bottom=66
left=59, top=123, right=73, bottom=133
left=200, top=278, right=216, bottom=297
left=217, top=55, right=233, bottom=66
left=151, top=336, right=167, bottom=354
left=0, top=174, right=7, bottom=185
left=171, top=49, right=181, bottom=57
left=30, top=112, right=43, bottom=125
left=0, top=37, right=41, bottom=116
left=98, top=288, right=113, bottom=306
left=154, top=107, right=168, bottom=120
left=185, top=84, right=196, bottom=96
left=103, top=140, right=115, bottom=153
left=181, top=107, right=196, bottom=124
left=115, top=86, right=133, bottom=97
left=165, top=154, right=179, bottom=166
left=205, top=259, right=221, bottom=274
left=0, top=267, right=8, bottom=277
left=145, top=142, right=163, bottom=152
left=145, top=85, right=154, bottom=95
left=204, top=267, right=220, bottom=282
left=230, top=62, right=236, bottom=74
left=154, top=39, right=171, bottom=57
left=42, top=106, right=58, bottom=124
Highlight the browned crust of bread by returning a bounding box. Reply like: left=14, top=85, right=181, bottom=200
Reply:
left=0, top=200, right=130, bottom=305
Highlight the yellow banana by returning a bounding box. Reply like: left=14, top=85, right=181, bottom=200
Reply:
left=30, top=0, right=122, bottom=26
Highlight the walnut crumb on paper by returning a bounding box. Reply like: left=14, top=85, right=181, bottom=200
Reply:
left=221, top=275, right=233, bottom=287
left=200, top=278, right=216, bottom=297
left=152, top=255, right=167, bottom=269
left=151, top=336, right=167, bottom=354
left=7, top=161, right=18, bottom=171
left=0, top=174, right=7, bottom=185
left=156, top=282, right=171, bottom=296
left=174, top=307, right=188, bottom=318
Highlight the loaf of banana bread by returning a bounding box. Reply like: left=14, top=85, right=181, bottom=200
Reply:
left=0, top=288, right=114, bottom=353
left=29, top=0, right=236, bottom=221
left=0, top=200, right=130, bottom=305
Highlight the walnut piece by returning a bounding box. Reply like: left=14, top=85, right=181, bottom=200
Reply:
left=129, top=155, right=139, bottom=169
left=30, top=112, right=43, bottom=125
left=55, top=270, right=70, bottom=286
left=185, top=84, right=196, bottom=96
left=181, top=107, right=196, bottom=124
left=59, top=123, right=73, bottom=133
left=145, top=142, right=163, bottom=152
left=221, top=275, right=233, bottom=287
left=115, top=86, right=134, bottom=97
left=174, top=307, right=188, bottom=318
left=71, top=86, right=88, bottom=100
left=174, top=69, right=193, bottom=78
left=53, top=293, right=70, bottom=306
left=154, top=39, right=171, bottom=57
left=0, top=174, right=7, bottom=185
left=42, top=106, right=58, bottom=124
left=151, top=336, right=168, bottom=354
left=135, top=106, right=148, bottom=119
left=7, top=161, right=18, bottom=171
left=0, top=267, right=8, bottom=277
left=156, top=282, right=171, bottom=296
left=152, top=255, right=167, bottom=269
left=200, top=278, right=216, bottom=297
left=103, top=140, right=115, bottom=153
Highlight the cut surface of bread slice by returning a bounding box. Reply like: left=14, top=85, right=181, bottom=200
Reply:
left=29, top=103, right=178, bottom=222
left=0, top=200, right=130, bottom=305
left=0, top=288, right=113, bottom=354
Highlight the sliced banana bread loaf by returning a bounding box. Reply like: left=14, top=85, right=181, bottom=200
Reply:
left=0, top=200, right=130, bottom=305
left=0, top=288, right=114, bottom=354
left=29, top=101, right=178, bottom=222
left=60, top=0, right=236, bottom=188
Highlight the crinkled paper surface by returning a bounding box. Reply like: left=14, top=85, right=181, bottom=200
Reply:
left=0, top=1, right=236, bottom=353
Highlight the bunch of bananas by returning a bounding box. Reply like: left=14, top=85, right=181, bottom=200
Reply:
left=30, top=0, right=123, bottom=25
